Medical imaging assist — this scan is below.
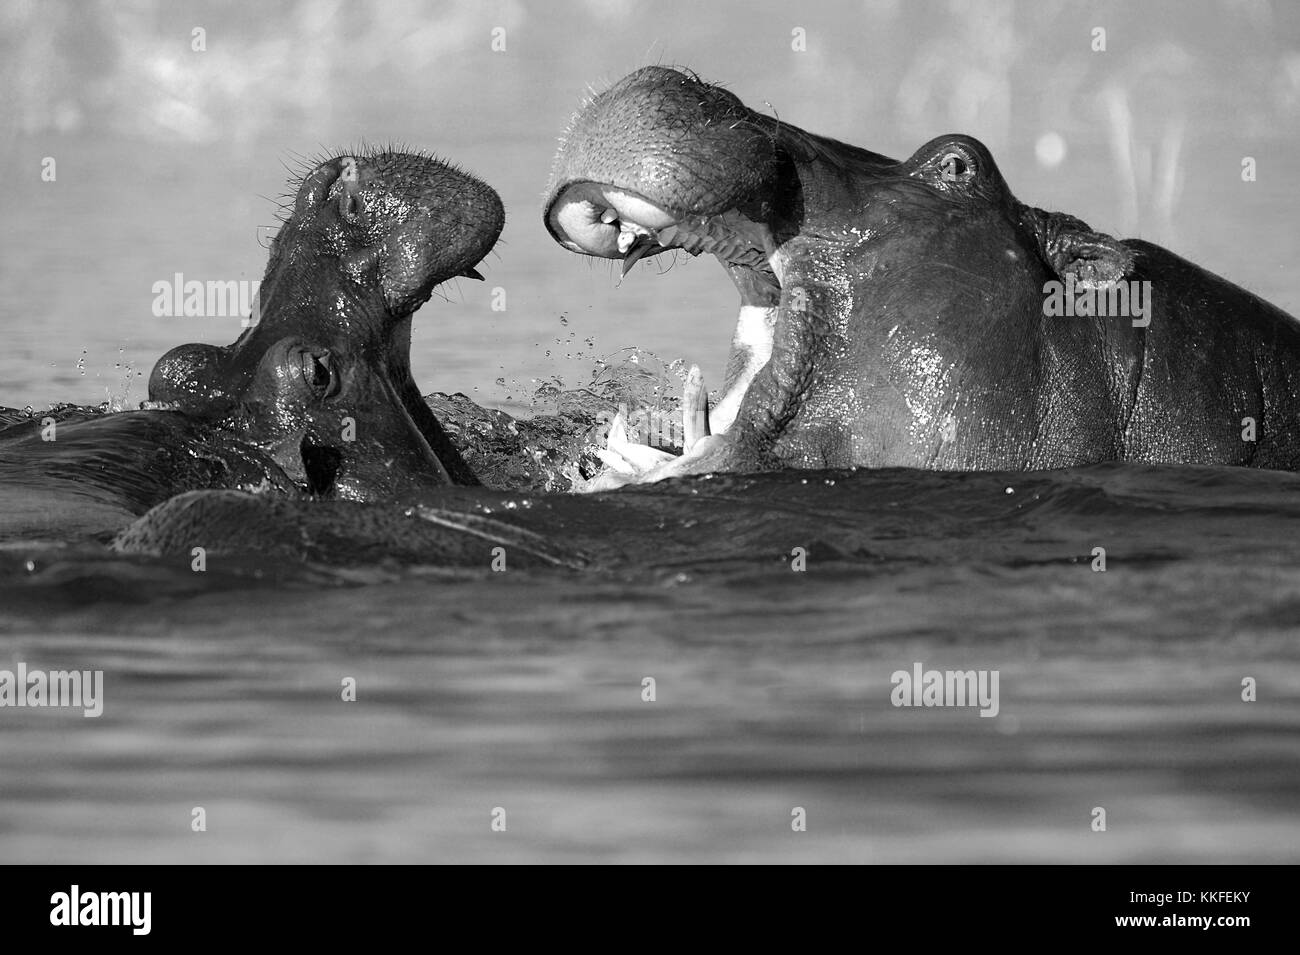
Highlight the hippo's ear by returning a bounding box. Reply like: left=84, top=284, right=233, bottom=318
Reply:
left=1021, top=207, right=1135, bottom=287
left=147, top=342, right=232, bottom=408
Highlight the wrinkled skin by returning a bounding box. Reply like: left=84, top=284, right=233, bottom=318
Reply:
left=150, top=149, right=504, bottom=499
left=544, top=66, right=1300, bottom=481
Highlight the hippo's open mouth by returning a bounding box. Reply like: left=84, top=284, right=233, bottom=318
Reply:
left=547, top=182, right=779, bottom=279
left=542, top=66, right=834, bottom=300
left=149, top=148, right=505, bottom=500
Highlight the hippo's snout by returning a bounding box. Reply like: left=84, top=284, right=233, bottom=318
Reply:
left=544, top=67, right=799, bottom=278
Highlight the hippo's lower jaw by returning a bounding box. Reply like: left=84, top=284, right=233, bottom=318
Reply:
left=546, top=67, right=1300, bottom=481
left=148, top=149, right=504, bottom=500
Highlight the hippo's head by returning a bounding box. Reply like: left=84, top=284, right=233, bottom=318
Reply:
left=545, top=68, right=1137, bottom=476
left=544, top=67, right=794, bottom=271
left=150, top=149, right=504, bottom=499
left=544, top=66, right=1124, bottom=289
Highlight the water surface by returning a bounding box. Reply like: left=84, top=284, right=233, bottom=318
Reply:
left=1, top=462, right=1297, bottom=863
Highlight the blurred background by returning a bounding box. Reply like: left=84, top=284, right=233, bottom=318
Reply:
left=3, top=0, right=1299, bottom=412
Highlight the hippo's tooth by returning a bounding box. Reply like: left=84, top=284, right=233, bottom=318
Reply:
left=458, top=266, right=485, bottom=281
left=617, top=228, right=636, bottom=255
left=600, top=207, right=618, bottom=224
left=621, top=237, right=657, bottom=277
left=682, top=364, right=711, bottom=452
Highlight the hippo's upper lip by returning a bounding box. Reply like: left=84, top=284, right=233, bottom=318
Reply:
left=546, top=181, right=680, bottom=256
left=547, top=180, right=779, bottom=279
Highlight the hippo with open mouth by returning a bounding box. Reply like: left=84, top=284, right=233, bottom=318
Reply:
left=3, top=149, right=503, bottom=546
left=544, top=67, right=1300, bottom=485
left=149, top=148, right=502, bottom=499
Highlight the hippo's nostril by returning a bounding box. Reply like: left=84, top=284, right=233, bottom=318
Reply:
left=339, top=188, right=362, bottom=223
left=295, top=163, right=343, bottom=215
left=300, top=436, right=341, bottom=496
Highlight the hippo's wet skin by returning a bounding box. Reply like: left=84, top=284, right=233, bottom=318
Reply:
left=150, top=149, right=503, bottom=499
left=545, top=67, right=1300, bottom=484
left=0, top=406, right=300, bottom=545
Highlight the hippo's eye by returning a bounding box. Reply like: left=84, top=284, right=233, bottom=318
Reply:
left=935, top=148, right=978, bottom=184
left=939, top=153, right=969, bottom=181
left=297, top=348, right=340, bottom=399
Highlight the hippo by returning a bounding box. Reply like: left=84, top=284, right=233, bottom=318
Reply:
left=149, top=148, right=503, bottom=499
left=0, top=404, right=301, bottom=545
left=1, top=149, right=504, bottom=546
left=544, top=67, right=1300, bottom=485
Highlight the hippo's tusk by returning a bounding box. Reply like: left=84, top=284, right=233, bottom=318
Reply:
left=458, top=266, right=485, bottom=281
left=620, top=236, right=658, bottom=277
left=682, top=364, right=711, bottom=451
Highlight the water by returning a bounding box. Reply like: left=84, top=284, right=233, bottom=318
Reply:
left=1, top=453, right=1298, bottom=863
left=3, top=0, right=1300, bottom=864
